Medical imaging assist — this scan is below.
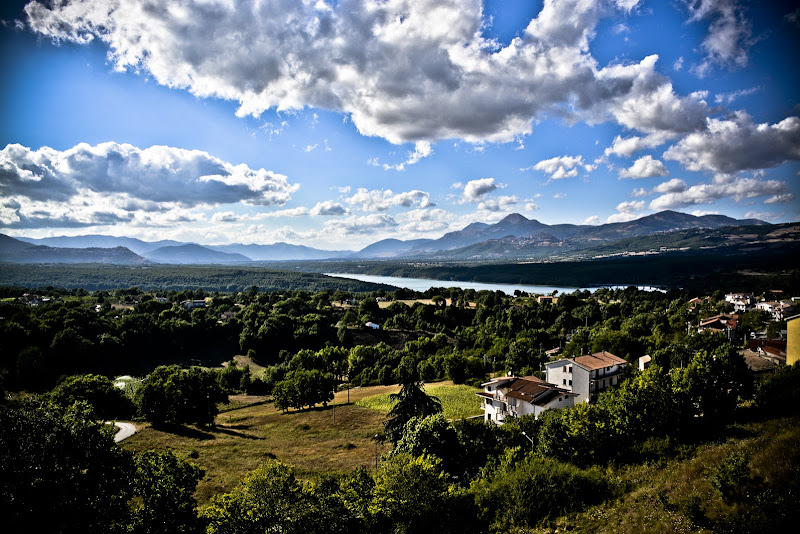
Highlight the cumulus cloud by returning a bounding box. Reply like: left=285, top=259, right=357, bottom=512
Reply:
left=459, top=178, right=501, bottom=203
left=663, top=112, right=800, bottom=173
left=607, top=199, right=646, bottom=222
left=649, top=176, right=789, bottom=210
left=631, top=187, right=649, bottom=197
left=528, top=155, right=594, bottom=179
left=583, top=215, right=601, bottom=225
left=683, top=0, right=753, bottom=76
left=24, top=0, right=703, bottom=144
left=605, top=133, right=669, bottom=157
left=310, top=201, right=348, bottom=216
left=344, top=188, right=432, bottom=211
left=618, top=155, right=670, bottom=178
left=478, top=195, right=518, bottom=213
left=0, top=142, right=298, bottom=228
left=653, top=178, right=688, bottom=193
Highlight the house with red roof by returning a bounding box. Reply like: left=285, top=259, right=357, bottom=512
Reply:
left=477, top=375, right=576, bottom=425
left=545, top=351, right=629, bottom=404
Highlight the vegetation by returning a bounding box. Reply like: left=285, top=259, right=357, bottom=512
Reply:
left=355, top=382, right=482, bottom=420
left=1, top=279, right=797, bottom=532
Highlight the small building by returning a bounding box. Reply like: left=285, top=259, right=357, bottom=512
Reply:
left=181, top=299, right=206, bottom=310
left=697, top=313, right=739, bottom=341
left=537, top=295, right=555, bottom=304
left=545, top=351, right=629, bottom=404
left=365, top=322, right=380, bottom=330
left=477, top=375, right=575, bottom=425
left=787, top=315, right=800, bottom=366
left=638, top=355, right=652, bottom=371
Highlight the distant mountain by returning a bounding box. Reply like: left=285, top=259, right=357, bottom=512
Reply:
left=208, top=242, right=353, bottom=261
left=143, top=244, right=252, bottom=264
left=397, top=210, right=767, bottom=258
left=17, top=234, right=185, bottom=255
left=0, top=234, right=36, bottom=253
left=353, top=238, right=433, bottom=258
left=0, top=243, right=147, bottom=264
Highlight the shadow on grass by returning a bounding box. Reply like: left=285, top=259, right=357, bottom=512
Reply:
left=212, top=426, right=264, bottom=440
left=152, top=423, right=216, bottom=440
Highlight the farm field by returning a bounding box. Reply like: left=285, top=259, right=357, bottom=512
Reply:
left=119, top=381, right=479, bottom=506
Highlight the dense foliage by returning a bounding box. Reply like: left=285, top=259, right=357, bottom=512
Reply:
left=1, top=280, right=796, bottom=532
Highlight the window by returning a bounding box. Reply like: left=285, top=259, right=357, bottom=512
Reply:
left=562, top=365, right=567, bottom=372
left=568, top=366, right=572, bottom=373
left=563, top=379, right=566, bottom=385
left=558, top=397, right=562, bottom=402
left=569, top=380, right=572, bottom=386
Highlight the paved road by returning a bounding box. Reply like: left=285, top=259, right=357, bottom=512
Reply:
left=111, top=422, right=137, bottom=442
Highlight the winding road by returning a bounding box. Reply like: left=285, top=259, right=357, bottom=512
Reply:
left=110, top=422, right=137, bottom=442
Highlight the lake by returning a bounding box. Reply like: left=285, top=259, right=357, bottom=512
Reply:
left=324, top=273, right=582, bottom=295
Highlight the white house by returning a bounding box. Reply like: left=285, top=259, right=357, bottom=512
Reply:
left=181, top=299, right=206, bottom=310
left=477, top=376, right=575, bottom=425
left=545, top=351, right=629, bottom=404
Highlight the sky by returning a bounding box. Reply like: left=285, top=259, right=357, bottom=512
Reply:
left=0, top=0, right=798, bottom=250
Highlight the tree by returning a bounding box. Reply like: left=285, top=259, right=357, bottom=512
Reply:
left=382, top=381, right=442, bottom=444
left=202, top=461, right=309, bottom=534
left=0, top=400, right=134, bottom=534
left=369, top=454, right=451, bottom=534
left=49, top=373, right=134, bottom=419
left=389, top=413, right=462, bottom=474
left=130, top=451, right=203, bottom=534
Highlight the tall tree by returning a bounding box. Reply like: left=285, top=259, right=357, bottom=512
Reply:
left=382, top=381, right=442, bottom=444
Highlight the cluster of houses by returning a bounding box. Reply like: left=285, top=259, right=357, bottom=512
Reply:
left=478, top=351, right=629, bottom=424
left=722, top=292, right=796, bottom=321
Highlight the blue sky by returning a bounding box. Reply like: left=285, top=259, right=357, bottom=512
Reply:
left=1, top=0, right=798, bottom=249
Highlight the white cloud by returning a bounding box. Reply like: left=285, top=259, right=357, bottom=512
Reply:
left=673, top=56, right=684, bottom=71
left=344, top=188, right=432, bottom=211
left=528, top=155, right=594, bottom=179
left=714, top=86, right=759, bottom=105
left=24, top=0, right=705, bottom=144
left=459, top=178, right=501, bottom=203
left=583, top=215, right=601, bottom=225
left=478, top=195, right=518, bottom=213
left=607, top=199, right=646, bottom=223
left=691, top=210, right=720, bottom=216
left=744, top=210, right=782, bottom=221
left=618, top=155, right=670, bottom=178
left=605, top=133, right=670, bottom=157
left=653, top=178, right=688, bottom=193
left=663, top=112, right=800, bottom=173
left=649, top=176, right=789, bottom=210
left=553, top=193, right=567, bottom=199
left=304, top=144, right=318, bottom=152
left=683, top=0, right=753, bottom=76
left=631, top=187, right=649, bottom=197
left=375, top=141, right=434, bottom=171
left=310, top=201, right=348, bottom=216
left=324, top=213, right=398, bottom=235
left=0, top=142, right=298, bottom=229
left=764, top=193, right=795, bottom=204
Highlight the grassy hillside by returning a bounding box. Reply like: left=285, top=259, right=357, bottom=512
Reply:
left=355, top=382, right=483, bottom=420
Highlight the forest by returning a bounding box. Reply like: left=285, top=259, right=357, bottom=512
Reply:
left=1, top=281, right=798, bottom=533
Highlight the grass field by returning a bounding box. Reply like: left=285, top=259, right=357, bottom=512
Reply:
left=119, top=382, right=481, bottom=506
left=120, top=386, right=395, bottom=506
left=354, top=381, right=483, bottom=420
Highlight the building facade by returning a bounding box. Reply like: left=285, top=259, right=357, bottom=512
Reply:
left=477, top=376, right=575, bottom=425
left=545, top=351, right=629, bottom=404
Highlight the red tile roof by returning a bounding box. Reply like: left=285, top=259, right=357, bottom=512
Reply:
left=573, top=351, right=627, bottom=371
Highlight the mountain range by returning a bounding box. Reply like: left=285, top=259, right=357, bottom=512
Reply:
left=0, top=210, right=777, bottom=264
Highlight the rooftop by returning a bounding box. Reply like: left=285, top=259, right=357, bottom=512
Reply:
left=573, top=351, right=627, bottom=371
